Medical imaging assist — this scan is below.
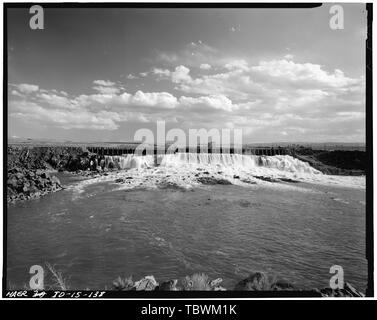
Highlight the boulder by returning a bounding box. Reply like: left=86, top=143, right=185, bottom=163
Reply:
left=134, top=276, right=158, bottom=291
left=182, top=273, right=212, bottom=291
left=234, top=272, right=270, bottom=291
left=157, top=279, right=179, bottom=291
left=7, top=166, right=63, bottom=203
left=271, top=280, right=295, bottom=290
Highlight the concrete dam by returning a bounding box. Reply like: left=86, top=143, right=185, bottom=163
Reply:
left=85, top=145, right=291, bottom=156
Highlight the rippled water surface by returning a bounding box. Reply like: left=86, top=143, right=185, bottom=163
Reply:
left=7, top=171, right=366, bottom=291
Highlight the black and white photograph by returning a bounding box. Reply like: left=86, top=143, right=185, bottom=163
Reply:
left=2, top=2, right=373, bottom=301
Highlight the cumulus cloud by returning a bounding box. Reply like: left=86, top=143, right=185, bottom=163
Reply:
left=8, top=53, right=365, bottom=142
left=152, top=68, right=171, bottom=77
left=36, top=92, right=77, bottom=110
left=151, top=44, right=364, bottom=139
left=11, top=90, right=23, bottom=97
left=126, top=74, right=138, bottom=80
left=179, top=95, right=237, bottom=112
left=171, top=65, right=192, bottom=83
left=200, top=63, right=211, bottom=70
left=9, top=100, right=121, bottom=130
left=284, top=54, right=294, bottom=60
left=251, top=59, right=360, bottom=88
left=92, top=80, right=124, bottom=95
left=156, top=41, right=220, bottom=68
left=161, top=59, right=364, bottom=110
left=152, top=56, right=363, bottom=140
left=94, top=86, right=122, bottom=95
left=12, top=83, right=39, bottom=94
left=93, top=80, right=116, bottom=87
left=224, top=59, right=249, bottom=71
left=9, top=82, right=241, bottom=131
left=128, top=91, right=178, bottom=109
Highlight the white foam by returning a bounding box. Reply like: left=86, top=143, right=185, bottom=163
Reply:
left=67, top=153, right=365, bottom=196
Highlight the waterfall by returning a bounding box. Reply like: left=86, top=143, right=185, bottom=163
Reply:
left=102, top=154, right=155, bottom=170
left=102, top=153, right=322, bottom=175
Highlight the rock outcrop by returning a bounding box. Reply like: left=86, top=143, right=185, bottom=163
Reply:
left=7, top=167, right=62, bottom=203
left=7, top=145, right=99, bottom=203
left=7, top=145, right=95, bottom=172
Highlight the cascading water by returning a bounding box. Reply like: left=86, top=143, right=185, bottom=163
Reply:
left=68, top=152, right=364, bottom=199
left=103, top=154, right=155, bottom=170
left=65, top=152, right=361, bottom=190
left=102, top=153, right=322, bottom=175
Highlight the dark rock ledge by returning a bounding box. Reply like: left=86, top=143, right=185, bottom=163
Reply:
left=7, top=145, right=95, bottom=204
left=7, top=167, right=63, bottom=204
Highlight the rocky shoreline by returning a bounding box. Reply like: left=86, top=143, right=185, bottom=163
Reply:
left=7, top=145, right=366, bottom=203
left=7, top=167, right=63, bottom=203
left=111, top=272, right=365, bottom=297
left=7, top=145, right=96, bottom=204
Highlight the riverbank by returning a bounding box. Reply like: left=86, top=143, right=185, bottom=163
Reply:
left=292, top=148, right=366, bottom=175
left=7, top=145, right=95, bottom=203
left=7, top=167, right=63, bottom=203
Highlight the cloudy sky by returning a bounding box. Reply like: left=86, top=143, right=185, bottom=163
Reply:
left=8, top=4, right=367, bottom=143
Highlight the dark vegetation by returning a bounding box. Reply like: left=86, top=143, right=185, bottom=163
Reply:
left=9, top=266, right=365, bottom=297
left=292, top=147, right=366, bottom=175
left=9, top=265, right=363, bottom=297
left=113, top=271, right=363, bottom=296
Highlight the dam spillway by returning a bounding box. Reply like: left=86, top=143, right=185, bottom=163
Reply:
left=85, top=145, right=291, bottom=156
left=97, top=152, right=322, bottom=175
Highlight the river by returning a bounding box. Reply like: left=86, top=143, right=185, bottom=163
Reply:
left=6, top=154, right=367, bottom=291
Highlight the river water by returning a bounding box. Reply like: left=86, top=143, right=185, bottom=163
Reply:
left=6, top=154, right=367, bottom=291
